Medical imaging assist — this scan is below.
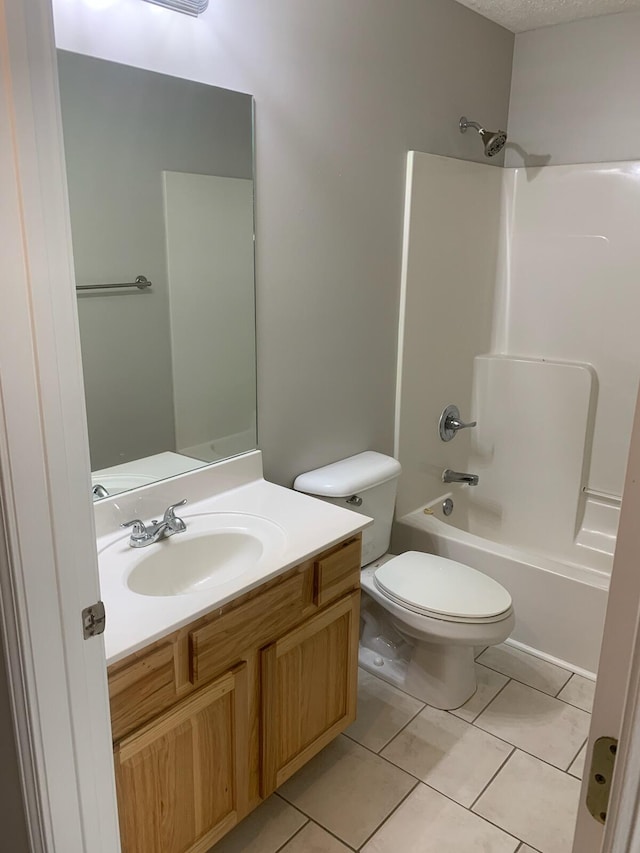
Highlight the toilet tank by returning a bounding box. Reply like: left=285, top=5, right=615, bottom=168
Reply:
left=293, top=451, right=402, bottom=566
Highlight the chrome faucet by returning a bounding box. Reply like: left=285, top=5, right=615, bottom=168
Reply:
left=442, top=469, right=479, bottom=487
left=121, top=499, right=188, bottom=548
left=92, top=484, right=109, bottom=499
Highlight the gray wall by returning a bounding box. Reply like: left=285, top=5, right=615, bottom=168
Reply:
left=58, top=52, right=254, bottom=470
left=507, top=10, right=640, bottom=166
left=54, top=0, right=514, bottom=486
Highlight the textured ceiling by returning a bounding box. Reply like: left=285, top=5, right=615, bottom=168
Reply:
left=455, top=0, right=640, bottom=32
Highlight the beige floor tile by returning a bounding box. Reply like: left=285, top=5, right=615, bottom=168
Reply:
left=475, top=680, right=590, bottom=769
left=362, top=783, right=519, bottom=853
left=345, top=669, right=424, bottom=752
left=473, top=750, right=581, bottom=853
left=278, top=735, right=415, bottom=849
left=450, top=663, right=509, bottom=723
left=381, top=705, right=513, bottom=806
left=558, top=674, right=596, bottom=713
left=478, top=645, right=572, bottom=695
left=568, top=742, right=588, bottom=780
left=280, top=822, right=351, bottom=852
left=519, top=848, right=541, bottom=853
left=209, top=795, right=306, bottom=853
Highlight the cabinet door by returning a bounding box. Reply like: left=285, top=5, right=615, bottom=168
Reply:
left=261, top=591, right=360, bottom=794
left=114, top=664, right=248, bottom=853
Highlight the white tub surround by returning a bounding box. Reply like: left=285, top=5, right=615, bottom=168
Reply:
left=500, top=162, right=640, bottom=501
left=469, top=355, right=615, bottom=572
left=94, top=450, right=370, bottom=664
left=392, top=154, right=640, bottom=674
left=395, top=152, right=502, bottom=518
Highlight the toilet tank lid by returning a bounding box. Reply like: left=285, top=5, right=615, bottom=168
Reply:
left=293, top=451, right=401, bottom=498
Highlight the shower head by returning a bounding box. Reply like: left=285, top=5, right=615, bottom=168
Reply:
left=459, top=116, right=507, bottom=158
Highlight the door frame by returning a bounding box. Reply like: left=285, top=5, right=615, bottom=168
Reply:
left=0, top=0, right=120, bottom=850
left=4, top=0, right=640, bottom=851
left=572, top=389, right=640, bottom=853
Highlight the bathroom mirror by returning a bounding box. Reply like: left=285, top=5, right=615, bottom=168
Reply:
left=57, top=51, right=256, bottom=498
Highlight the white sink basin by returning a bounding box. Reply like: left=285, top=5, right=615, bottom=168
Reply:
left=100, top=512, right=287, bottom=597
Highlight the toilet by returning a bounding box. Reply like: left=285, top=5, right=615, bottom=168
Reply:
left=294, top=451, right=515, bottom=709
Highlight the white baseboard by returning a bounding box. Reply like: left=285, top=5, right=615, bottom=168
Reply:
left=505, top=637, right=597, bottom=682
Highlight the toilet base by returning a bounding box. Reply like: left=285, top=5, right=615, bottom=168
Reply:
left=358, top=591, right=480, bottom=709
left=358, top=640, right=477, bottom=709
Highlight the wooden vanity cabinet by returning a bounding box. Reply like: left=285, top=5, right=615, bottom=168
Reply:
left=261, top=592, right=360, bottom=794
left=108, top=534, right=361, bottom=853
left=113, top=665, right=248, bottom=853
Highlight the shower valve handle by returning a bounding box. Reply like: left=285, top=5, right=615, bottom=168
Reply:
left=439, top=405, right=477, bottom=442
left=448, top=415, right=477, bottom=432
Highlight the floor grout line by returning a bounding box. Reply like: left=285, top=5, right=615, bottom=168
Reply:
left=467, top=676, right=593, bottom=771
left=413, top=777, right=523, bottom=848
left=273, top=795, right=360, bottom=851
left=339, top=724, right=527, bottom=846
left=358, top=694, right=427, bottom=754
left=355, top=780, right=420, bottom=850
left=566, top=734, right=589, bottom=774
left=358, top=659, right=593, bottom=716
left=558, top=696, right=595, bottom=713
left=554, top=670, right=575, bottom=697
left=353, top=775, right=526, bottom=850
left=357, top=670, right=589, bottom=779
left=461, top=674, right=513, bottom=723
left=341, top=730, right=429, bottom=782
left=271, top=816, right=311, bottom=853
left=274, top=665, right=587, bottom=852
left=475, top=659, right=578, bottom=705
left=468, top=743, right=516, bottom=810
left=470, top=735, right=589, bottom=779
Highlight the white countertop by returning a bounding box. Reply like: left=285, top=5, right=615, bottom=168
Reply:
left=95, top=453, right=370, bottom=665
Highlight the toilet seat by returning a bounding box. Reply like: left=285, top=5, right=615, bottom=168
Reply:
left=373, top=551, right=512, bottom=624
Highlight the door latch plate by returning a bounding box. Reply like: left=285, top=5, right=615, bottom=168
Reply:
left=82, top=601, right=106, bottom=639
left=586, top=736, right=618, bottom=824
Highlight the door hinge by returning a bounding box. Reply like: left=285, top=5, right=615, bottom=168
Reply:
left=82, top=601, right=106, bottom=639
left=586, top=736, right=618, bottom=824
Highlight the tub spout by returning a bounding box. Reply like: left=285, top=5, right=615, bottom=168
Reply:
left=442, top=469, right=479, bottom=486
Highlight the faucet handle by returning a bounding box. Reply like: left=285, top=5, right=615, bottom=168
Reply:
left=162, top=499, right=187, bottom=532
left=448, top=415, right=477, bottom=431
left=163, top=499, right=187, bottom=521
left=121, top=519, right=150, bottom=541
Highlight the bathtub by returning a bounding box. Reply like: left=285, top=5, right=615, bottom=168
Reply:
left=391, top=492, right=610, bottom=676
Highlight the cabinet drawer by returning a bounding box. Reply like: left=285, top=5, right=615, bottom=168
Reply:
left=315, top=536, right=361, bottom=607
left=109, top=642, right=178, bottom=742
left=190, top=565, right=315, bottom=686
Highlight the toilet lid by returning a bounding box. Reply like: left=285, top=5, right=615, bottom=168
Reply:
left=373, top=552, right=512, bottom=620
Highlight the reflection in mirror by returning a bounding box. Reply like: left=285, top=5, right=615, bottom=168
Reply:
left=57, top=51, right=256, bottom=499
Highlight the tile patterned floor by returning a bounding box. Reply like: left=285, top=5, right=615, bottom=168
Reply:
left=211, top=643, right=593, bottom=853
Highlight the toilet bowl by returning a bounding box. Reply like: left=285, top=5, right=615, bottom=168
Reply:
left=293, top=451, right=515, bottom=709
left=359, top=553, right=514, bottom=708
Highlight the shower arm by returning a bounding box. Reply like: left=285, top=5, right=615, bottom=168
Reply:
left=459, top=117, right=483, bottom=134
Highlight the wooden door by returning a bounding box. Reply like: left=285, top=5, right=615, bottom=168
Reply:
left=114, top=664, right=248, bottom=853
left=261, top=592, right=360, bottom=795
